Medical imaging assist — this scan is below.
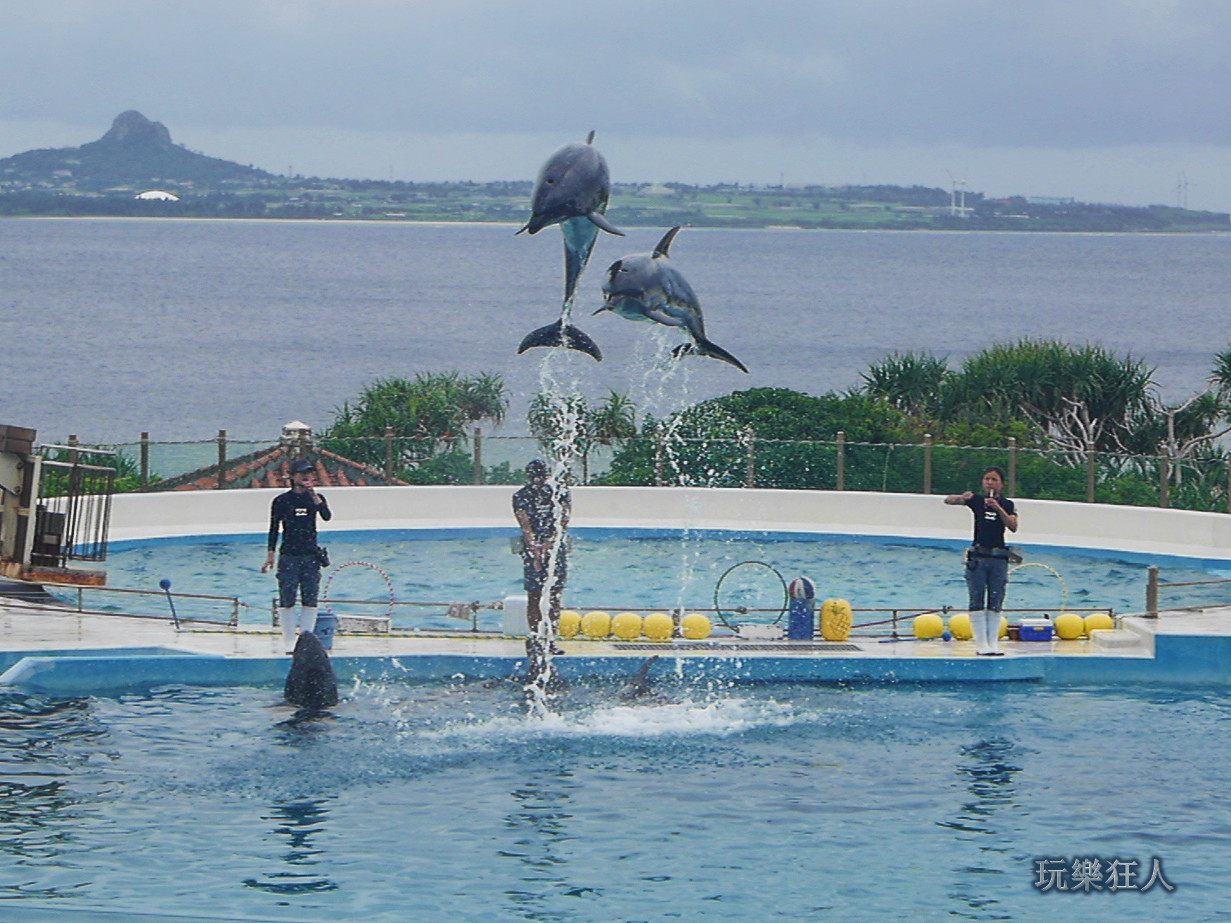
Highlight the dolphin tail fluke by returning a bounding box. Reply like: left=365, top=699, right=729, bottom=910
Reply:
left=673, top=338, right=749, bottom=373
left=587, top=211, right=625, bottom=237
left=518, top=319, right=604, bottom=361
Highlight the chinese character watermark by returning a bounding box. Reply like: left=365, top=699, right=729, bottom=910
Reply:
left=1033, top=856, right=1175, bottom=893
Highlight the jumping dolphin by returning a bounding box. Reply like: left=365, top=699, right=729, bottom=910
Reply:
left=284, top=630, right=338, bottom=712
left=517, top=132, right=625, bottom=361
left=596, top=227, right=749, bottom=373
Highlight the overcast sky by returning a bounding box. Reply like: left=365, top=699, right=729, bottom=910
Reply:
left=2, top=0, right=1229, bottom=211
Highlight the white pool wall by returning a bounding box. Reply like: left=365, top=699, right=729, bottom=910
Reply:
left=109, top=486, right=1231, bottom=562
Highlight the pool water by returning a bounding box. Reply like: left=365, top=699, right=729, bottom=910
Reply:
left=0, top=679, right=1224, bottom=921
left=93, top=531, right=1230, bottom=629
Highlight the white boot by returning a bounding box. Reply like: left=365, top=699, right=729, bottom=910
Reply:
left=983, top=611, right=1003, bottom=655
left=301, top=606, right=319, bottom=634
left=280, top=607, right=297, bottom=653
left=970, top=609, right=989, bottom=655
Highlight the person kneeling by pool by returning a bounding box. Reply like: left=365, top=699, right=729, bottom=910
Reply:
left=945, top=466, right=1018, bottom=656
left=262, top=457, right=332, bottom=653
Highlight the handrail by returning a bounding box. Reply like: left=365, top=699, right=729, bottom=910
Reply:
left=1145, top=564, right=1231, bottom=617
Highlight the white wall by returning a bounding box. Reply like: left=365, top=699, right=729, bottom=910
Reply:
left=108, top=486, right=1231, bottom=562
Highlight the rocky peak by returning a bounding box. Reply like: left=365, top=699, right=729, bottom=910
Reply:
left=98, top=110, right=173, bottom=150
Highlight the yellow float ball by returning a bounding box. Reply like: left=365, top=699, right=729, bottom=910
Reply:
left=643, top=612, right=674, bottom=641
left=998, top=615, right=1009, bottom=639
left=1054, top=612, right=1084, bottom=640
left=680, top=613, right=712, bottom=640
left=820, top=598, right=853, bottom=641
left=913, top=613, right=945, bottom=639
left=948, top=612, right=973, bottom=640
left=612, top=611, right=643, bottom=641
left=1084, top=612, right=1114, bottom=633
left=558, top=610, right=582, bottom=639
left=580, top=610, right=611, bottom=639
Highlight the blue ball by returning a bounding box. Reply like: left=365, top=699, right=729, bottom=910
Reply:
left=159, top=578, right=172, bottom=591
left=941, top=630, right=952, bottom=641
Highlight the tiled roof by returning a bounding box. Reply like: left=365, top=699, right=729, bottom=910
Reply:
left=149, top=443, right=407, bottom=491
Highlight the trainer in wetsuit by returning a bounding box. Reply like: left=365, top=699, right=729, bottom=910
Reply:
left=262, top=457, right=332, bottom=653
left=512, top=458, right=570, bottom=658
left=944, top=466, right=1018, bottom=656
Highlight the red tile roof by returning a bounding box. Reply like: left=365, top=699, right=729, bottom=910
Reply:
left=149, top=443, right=407, bottom=491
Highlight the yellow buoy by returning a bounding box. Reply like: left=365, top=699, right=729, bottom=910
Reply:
left=558, top=609, right=582, bottom=639
left=913, top=612, right=944, bottom=639
left=643, top=612, right=674, bottom=641
left=1084, top=612, right=1114, bottom=633
left=948, top=612, right=973, bottom=640
left=680, top=612, right=711, bottom=640
left=820, top=598, right=852, bottom=641
left=612, top=611, right=643, bottom=641
left=580, top=610, right=611, bottom=639
left=1054, top=612, right=1084, bottom=640
left=998, top=615, right=1009, bottom=639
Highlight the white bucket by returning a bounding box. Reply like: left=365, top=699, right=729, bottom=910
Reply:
left=503, top=595, right=529, bottom=636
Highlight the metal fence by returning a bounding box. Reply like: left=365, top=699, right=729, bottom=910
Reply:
left=78, top=429, right=1231, bottom=513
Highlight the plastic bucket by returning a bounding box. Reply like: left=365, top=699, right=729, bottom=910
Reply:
left=314, top=610, right=337, bottom=650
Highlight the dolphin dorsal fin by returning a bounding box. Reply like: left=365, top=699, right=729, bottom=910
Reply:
left=653, top=226, right=681, bottom=259
left=586, top=130, right=596, bottom=144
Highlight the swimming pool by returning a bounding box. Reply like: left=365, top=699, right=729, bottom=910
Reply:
left=88, top=528, right=1229, bottom=630
left=0, top=676, right=1219, bottom=920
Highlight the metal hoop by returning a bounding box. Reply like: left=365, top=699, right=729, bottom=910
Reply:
left=322, top=560, right=396, bottom=620
left=712, top=560, right=788, bottom=630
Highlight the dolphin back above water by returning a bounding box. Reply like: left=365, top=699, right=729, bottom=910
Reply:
left=517, top=132, right=625, bottom=361
left=284, top=630, right=338, bottom=711
left=596, top=227, right=749, bottom=373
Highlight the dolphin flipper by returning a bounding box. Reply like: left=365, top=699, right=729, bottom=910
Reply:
left=587, top=211, right=625, bottom=236
left=518, top=319, right=603, bottom=361
left=672, top=339, right=749, bottom=373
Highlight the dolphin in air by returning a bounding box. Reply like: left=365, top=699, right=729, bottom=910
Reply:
left=596, top=227, right=749, bottom=373
left=284, top=630, right=338, bottom=713
left=517, top=132, right=625, bottom=361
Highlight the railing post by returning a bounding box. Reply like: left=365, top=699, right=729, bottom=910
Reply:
left=1086, top=440, right=1096, bottom=503
left=743, top=426, right=756, bottom=488
left=384, top=426, right=394, bottom=484
left=1145, top=564, right=1159, bottom=617
left=654, top=424, right=665, bottom=487
left=923, top=433, right=933, bottom=495
left=215, top=429, right=227, bottom=489
left=836, top=431, right=845, bottom=491
left=1007, top=436, right=1017, bottom=497
left=1159, top=456, right=1170, bottom=508
left=139, top=431, right=150, bottom=489
left=473, top=427, right=483, bottom=485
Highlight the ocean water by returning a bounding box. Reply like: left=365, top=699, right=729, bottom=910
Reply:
left=2, top=218, right=1229, bottom=443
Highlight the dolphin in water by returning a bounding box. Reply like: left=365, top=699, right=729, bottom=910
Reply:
left=616, top=656, right=661, bottom=701
left=517, top=132, right=625, bottom=361
left=595, top=227, right=749, bottom=373
left=283, top=630, right=338, bottom=713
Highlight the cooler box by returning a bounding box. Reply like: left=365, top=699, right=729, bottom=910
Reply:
left=1018, top=617, right=1053, bottom=641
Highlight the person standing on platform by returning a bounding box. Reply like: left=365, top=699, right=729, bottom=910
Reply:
left=262, top=457, right=332, bottom=653
left=513, top=458, right=570, bottom=660
left=945, top=466, right=1018, bottom=656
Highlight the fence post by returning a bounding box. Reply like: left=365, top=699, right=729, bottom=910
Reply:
left=743, top=426, right=756, bottom=488
left=1007, top=436, right=1017, bottom=497
left=215, top=429, right=227, bottom=489
left=836, top=431, right=845, bottom=491
left=1159, top=456, right=1170, bottom=508
left=923, top=433, right=933, bottom=495
left=139, top=431, right=150, bottom=489
left=654, top=424, right=665, bottom=487
left=1086, top=441, right=1096, bottom=503
left=384, top=426, right=394, bottom=484
left=1145, top=564, right=1159, bottom=617
left=473, top=427, right=483, bottom=485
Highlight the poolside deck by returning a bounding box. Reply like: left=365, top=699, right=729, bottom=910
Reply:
left=3, top=593, right=1229, bottom=695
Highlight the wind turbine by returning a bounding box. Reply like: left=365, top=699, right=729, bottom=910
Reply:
left=946, top=170, right=970, bottom=217
left=1174, top=172, right=1192, bottom=209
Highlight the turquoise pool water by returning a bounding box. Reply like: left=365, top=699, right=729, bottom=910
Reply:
left=0, top=678, right=1222, bottom=921
left=90, top=530, right=1230, bottom=629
